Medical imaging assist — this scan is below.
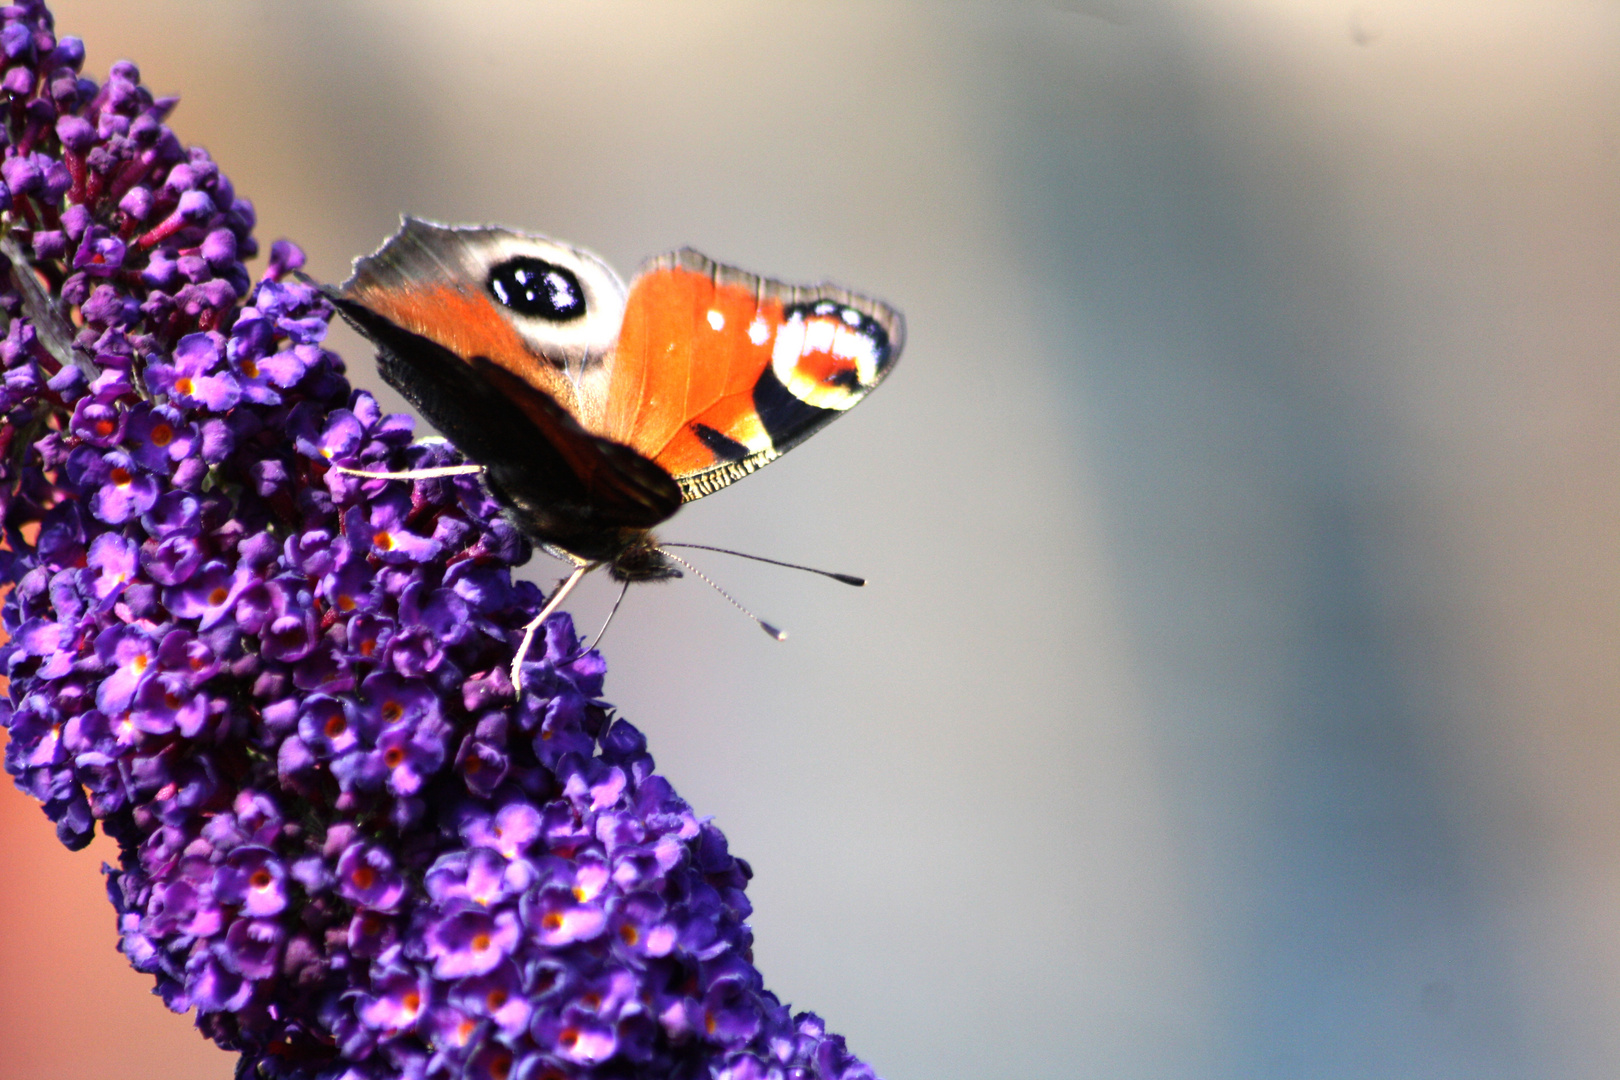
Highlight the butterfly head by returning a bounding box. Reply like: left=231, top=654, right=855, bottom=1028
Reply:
left=604, top=532, right=682, bottom=584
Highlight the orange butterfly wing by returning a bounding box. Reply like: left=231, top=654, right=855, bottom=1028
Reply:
left=601, top=251, right=904, bottom=502
left=333, top=220, right=683, bottom=542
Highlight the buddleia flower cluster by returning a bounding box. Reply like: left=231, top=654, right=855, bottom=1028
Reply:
left=0, top=3, right=877, bottom=1078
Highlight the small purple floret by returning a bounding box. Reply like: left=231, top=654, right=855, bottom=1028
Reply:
left=214, top=846, right=289, bottom=917
left=336, top=842, right=406, bottom=913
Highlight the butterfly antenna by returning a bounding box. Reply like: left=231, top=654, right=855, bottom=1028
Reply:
left=658, top=549, right=788, bottom=641
left=660, top=543, right=866, bottom=586
left=587, top=580, right=632, bottom=652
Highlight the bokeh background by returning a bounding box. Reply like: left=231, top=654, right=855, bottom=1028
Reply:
left=2, top=2, right=1617, bottom=1078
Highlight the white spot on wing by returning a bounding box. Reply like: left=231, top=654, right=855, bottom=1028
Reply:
left=803, top=318, right=836, bottom=355
left=831, top=326, right=879, bottom=386
left=771, top=313, right=807, bottom=381
left=747, top=318, right=770, bottom=346
left=840, top=307, right=862, bottom=326
left=706, top=309, right=725, bottom=331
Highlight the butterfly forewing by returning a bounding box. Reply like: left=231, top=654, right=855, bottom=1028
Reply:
left=338, top=218, right=625, bottom=424
left=333, top=219, right=681, bottom=549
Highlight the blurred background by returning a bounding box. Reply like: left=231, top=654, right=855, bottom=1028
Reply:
left=2, top=1, right=1617, bottom=1077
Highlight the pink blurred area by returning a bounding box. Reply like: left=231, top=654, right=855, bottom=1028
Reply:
left=3, top=3, right=1620, bottom=1080
left=0, top=775, right=234, bottom=1079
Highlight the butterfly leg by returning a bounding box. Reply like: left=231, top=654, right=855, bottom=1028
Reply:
left=510, top=561, right=594, bottom=692
left=329, top=463, right=486, bottom=480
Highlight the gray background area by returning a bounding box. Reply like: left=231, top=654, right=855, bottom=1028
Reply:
left=2, top=3, right=1618, bottom=1079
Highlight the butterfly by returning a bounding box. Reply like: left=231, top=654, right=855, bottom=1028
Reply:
left=327, top=218, right=904, bottom=683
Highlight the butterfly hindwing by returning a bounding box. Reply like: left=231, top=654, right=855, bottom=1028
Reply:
left=605, top=250, right=905, bottom=502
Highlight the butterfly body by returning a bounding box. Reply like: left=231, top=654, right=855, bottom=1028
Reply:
left=330, top=218, right=904, bottom=584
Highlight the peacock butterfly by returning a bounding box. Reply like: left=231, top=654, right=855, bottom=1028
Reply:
left=326, top=218, right=904, bottom=675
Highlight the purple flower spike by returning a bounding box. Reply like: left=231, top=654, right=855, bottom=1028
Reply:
left=0, top=6, right=885, bottom=1079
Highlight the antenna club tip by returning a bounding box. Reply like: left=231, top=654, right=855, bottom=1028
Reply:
left=762, top=623, right=788, bottom=641
left=834, top=574, right=867, bottom=587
